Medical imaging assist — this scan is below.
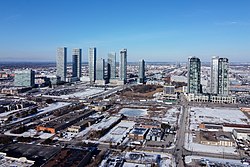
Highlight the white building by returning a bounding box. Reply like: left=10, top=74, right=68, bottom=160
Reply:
left=210, top=56, right=229, bottom=95
left=88, top=47, right=96, bottom=83
left=233, top=129, right=250, bottom=140
left=185, top=93, right=236, bottom=104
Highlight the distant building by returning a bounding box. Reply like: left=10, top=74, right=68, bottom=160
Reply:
left=187, top=57, right=201, bottom=94
left=163, top=85, right=177, bottom=102
left=163, top=86, right=175, bottom=95
left=88, top=47, right=96, bottom=83
left=107, top=52, right=116, bottom=79
left=14, top=69, right=35, bottom=87
left=56, top=47, right=67, bottom=82
left=138, top=59, right=145, bottom=84
left=72, top=48, right=82, bottom=79
left=96, top=58, right=105, bottom=81
left=120, top=49, right=127, bottom=84
left=210, top=56, right=229, bottom=95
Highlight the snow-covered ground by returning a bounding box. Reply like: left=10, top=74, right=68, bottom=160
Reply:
left=184, top=133, right=237, bottom=154
left=190, top=107, right=249, bottom=130
left=99, top=120, right=135, bottom=144
left=183, top=107, right=248, bottom=155
left=43, top=87, right=105, bottom=99
left=185, top=156, right=248, bottom=166
left=119, top=108, right=148, bottom=117
left=0, top=108, right=24, bottom=118
left=162, top=107, right=180, bottom=124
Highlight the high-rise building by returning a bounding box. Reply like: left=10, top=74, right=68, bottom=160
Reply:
left=187, top=57, right=201, bottom=94
left=210, top=56, right=229, bottom=95
left=14, top=69, right=35, bottom=87
left=96, top=58, right=105, bottom=80
left=88, top=47, right=96, bottom=83
left=72, top=48, right=82, bottom=79
left=138, top=59, right=145, bottom=84
left=107, top=52, right=116, bottom=79
left=211, top=56, right=219, bottom=94
left=56, top=47, right=67, bottom=82
left=119, top=49, right=127, bottom=83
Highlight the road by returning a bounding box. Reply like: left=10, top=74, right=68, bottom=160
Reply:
left=173, top=103, right=189, bottom=167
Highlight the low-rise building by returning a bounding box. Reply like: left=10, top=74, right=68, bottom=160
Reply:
left=186, top=93, right=210, bottom=102
left=129, top=128, right=148, bottom=140
left=199, top=122, right=223, bottom=131
left=67, top=118, right=94, bottom=133
left=124, top=152, right=161, bottom=166
left=199, top=131, right=235, bottom=147
left=0, top=152, right=35, bottom=167
left=210, top=95, right=236, bottom=104
left=185, top=93, right=236, bottom=104
left=233, top=129, right=250, bottom=140
left=163, top=85, right=175, bottom=95
left=1, top=87, right=32, bottom=95
left=42, top=148, right=95, bottom=167
left=37, top=110, right=95, bottom=134
left=146, top=128, right=163, bottom=141
left=138, top=122, right=161, bottom=129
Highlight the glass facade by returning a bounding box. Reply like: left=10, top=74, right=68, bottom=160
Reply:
left=120, top=49, right=127, bottom=83
left=107, top=52, right=116, bottom=79
left=188, top=57, right=201, bottom=94
left=88, top=48, right=96, bottom=83
left=72, top=48, right=82, bottom=79
left=211, top=57, right=229, bottom=95
left=14, top=69, right=35, bottom=87
left=56, top=47, right=67, bottom=82
left=96, top=58, right=105, bottom=80
left=138, top=59, right=145, bottom=84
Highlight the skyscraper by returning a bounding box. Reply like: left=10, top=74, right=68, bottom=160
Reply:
left=56, top=47, right=67, bottom=82
left=72, top=48, right=82, bottom=79
left=210, top=56, right=229, bottom=95
left=211, top=56, right=219, bottom=94
left=138, top=59, right=145, bottom=84
left=187, top=57, right=201, bottom=94
left=96, top=58, right=105, bottom=80
left=14, top=69, right=35, bottom=87
left=88, top=47, right=96, bottom=83
left=119, top=49, right=127, bottom=83
left=107, top=52, right=116, bottom=79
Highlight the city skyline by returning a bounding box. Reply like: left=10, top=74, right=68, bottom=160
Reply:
left=1, top=0, right=250, bottom=62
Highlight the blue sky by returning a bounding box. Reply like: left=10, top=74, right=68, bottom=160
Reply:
left=0, top=0, right=250, bottom=62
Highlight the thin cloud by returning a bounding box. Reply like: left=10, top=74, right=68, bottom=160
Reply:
left=215, top=21, right=250, bottom=26
left=3, top=14, right=21, bottom=21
